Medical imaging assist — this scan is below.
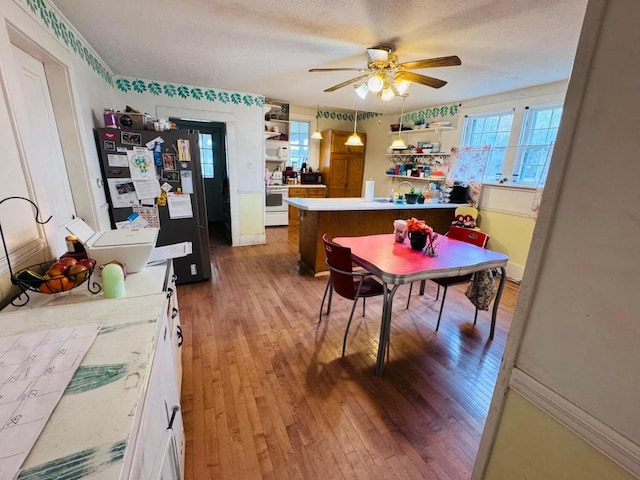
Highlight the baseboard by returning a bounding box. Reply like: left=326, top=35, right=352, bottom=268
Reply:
left=505, top=261, right=524, bottom=282
left=510, top=368, right=640, bottom=477
left=236, top=234, right=266, bottom=246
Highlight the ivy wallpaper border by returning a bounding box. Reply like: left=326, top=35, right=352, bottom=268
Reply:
left=115, top=76, right=265, bottom=108
left=15, top=0, right=463, bottom=120
left=403, top=103, right=461, bottom=124
left=17, top=0, right=113, bottom=85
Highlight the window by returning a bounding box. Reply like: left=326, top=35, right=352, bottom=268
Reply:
left=461, top=111, right=513, bottom=182
left=514, top=104, right=562, bottom=186
left=289, top=120, right=310, bottom=170
left=199, top=132, right=214, bottom=178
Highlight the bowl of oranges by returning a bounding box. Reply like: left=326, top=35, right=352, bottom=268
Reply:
left=14, top=257, right=98, bottom=295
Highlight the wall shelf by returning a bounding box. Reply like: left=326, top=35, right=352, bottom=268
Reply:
left=387, top=126, right=454, bottom=135
left=385, top=174, right=447, bottom=182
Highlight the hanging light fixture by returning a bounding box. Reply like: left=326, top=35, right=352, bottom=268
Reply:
left=311, top=105, right=323, bottom=139
left=389, top=96, right=407, bottom=150
left=345, top=98, right=364, bottom=146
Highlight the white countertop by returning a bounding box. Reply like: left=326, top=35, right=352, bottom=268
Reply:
left=268, top=183, right=326, bottom=188
left=0, top=293, right=166, bottom=479
left=3, top=261, right=171, bottom=312
left=285, top=197, right=467, bottom=211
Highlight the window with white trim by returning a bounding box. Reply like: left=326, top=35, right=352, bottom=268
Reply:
left=289, top=120, right=310, bottom=170
left=514, top=104, right=562, bottom=186
left=461, top=111, right=514, bottom=182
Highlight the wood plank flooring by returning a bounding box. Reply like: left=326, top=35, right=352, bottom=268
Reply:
left=178, top=226, right=519, bottom=480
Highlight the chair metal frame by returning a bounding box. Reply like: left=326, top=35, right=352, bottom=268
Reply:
left=406, top=226, right=490, bottom=331
left=319, top=233, right=385, bottom=356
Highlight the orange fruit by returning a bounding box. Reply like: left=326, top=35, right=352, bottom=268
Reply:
left=39, top=276, right=74, bottom=294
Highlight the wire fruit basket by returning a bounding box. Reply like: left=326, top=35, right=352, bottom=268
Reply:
left=1, top=196, right=102, bottom=306
left=13, top=259, right=100, bottom=295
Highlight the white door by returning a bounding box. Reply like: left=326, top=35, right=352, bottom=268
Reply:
left=10, top=45, right=76, bottom=257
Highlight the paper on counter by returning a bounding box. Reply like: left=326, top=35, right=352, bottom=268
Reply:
left=148, top=241, right=193, bottom=263
left=0, top=324, right=100, bottom=480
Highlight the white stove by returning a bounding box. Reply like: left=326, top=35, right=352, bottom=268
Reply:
left=265, top=185, right=289, bottom=226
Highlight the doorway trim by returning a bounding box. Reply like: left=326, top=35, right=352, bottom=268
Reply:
left=157, top=105, right=243, bottom=246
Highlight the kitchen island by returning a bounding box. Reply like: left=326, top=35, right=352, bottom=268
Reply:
left=285, top=197, right=465, bottom=274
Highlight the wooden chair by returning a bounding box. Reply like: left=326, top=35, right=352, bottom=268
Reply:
left=406, top=226, right=490, bottom=331
left=319, top=233, right=385, bottom=356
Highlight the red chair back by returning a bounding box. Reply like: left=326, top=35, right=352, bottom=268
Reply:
left=322, top=233, right=357, bottom=300
left=447, top=226, right=489, bottom=248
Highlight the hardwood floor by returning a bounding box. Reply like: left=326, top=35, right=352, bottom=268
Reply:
left=178, top=226, right=519, bottom=480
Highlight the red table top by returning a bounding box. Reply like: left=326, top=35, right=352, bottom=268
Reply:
left=333, top=233, right=509, bottom=285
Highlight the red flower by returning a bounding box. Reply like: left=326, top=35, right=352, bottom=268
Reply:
left=405, top=217, right=434, bottom=240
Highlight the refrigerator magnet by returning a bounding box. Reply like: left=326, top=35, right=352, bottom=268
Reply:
left=176, top=139, right=191, bottom=161
left=104, top=141, right=115, bottom=151
left=103, top=131, right=117, bottom=141
left=157, top=190, right=167, bottom=206
left=161, top=170, right=180, bottom=182
left=163, top=153, right=176, bottom=170
left=180, top=170, right=194, bottom=194
left=121, top=131, right=142, bottom=146
left=161, top=182, right=173, bottom=192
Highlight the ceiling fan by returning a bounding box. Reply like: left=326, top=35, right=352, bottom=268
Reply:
left=309, top=47, right=461, bottom=101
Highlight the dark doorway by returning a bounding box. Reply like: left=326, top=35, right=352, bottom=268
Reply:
left=171, top=118, right=231, bottom=245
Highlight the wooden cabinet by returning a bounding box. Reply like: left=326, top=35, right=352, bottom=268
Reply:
left=320, top=130, right=366, bottom=198
left=288, top=187, right=326, bottom=226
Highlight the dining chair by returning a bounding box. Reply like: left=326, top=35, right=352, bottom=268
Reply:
left=406, top=226, right=490, bottom=331
left=319, top=233, right=385, bottom=356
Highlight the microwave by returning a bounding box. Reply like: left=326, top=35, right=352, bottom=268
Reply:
left=265, top=142, right=289, bottom=161
left=300, top=171, right=322, bottom=184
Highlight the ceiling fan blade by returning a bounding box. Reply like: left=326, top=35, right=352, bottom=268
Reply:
left=399, top=55, right=462, bottom=70
left=324, top=74, right=370, bottom=92
left=400, top=71, right=448, bottom=89
left=309, top=68, right=368, bottom=72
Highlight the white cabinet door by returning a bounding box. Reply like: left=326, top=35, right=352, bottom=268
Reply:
left=129, top=307, right=183, bottom=479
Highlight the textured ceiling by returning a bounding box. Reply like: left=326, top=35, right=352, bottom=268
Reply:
left=50, top=0, right=588, bottom=114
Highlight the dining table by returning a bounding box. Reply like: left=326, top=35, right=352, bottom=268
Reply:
left=333, top=233, right=509, bottom=376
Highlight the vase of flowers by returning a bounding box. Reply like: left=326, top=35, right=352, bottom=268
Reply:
left=405, top=217, right=434, bottom=251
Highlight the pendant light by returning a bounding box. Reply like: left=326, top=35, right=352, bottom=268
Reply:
left=389, top=96, right=407, bottom=150
left=345, top=98, right=364, bottom=146
left=311, top=105, right=323, bottom=139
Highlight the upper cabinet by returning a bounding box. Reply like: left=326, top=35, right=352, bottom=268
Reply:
left=319, top=129, right=367, bottom=198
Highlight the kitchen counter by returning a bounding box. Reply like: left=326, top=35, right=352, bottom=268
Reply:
left=0, top=294, right=166, bottom=479
left=270, top=184, right=326, bottom=188
left=287, top=197, right=463, bottom=274
left=0, top=260, right=184, bottom=479
left=285, top=196, right=465, bottom=211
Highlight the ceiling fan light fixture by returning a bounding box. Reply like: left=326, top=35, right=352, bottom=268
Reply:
left=355, top=83, right=369, bottom=100
left=394, top=76, right=411, bottom=95
left=367, top=74, right=384, bottom=93
left=379, top=84, right=395, bottom=102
